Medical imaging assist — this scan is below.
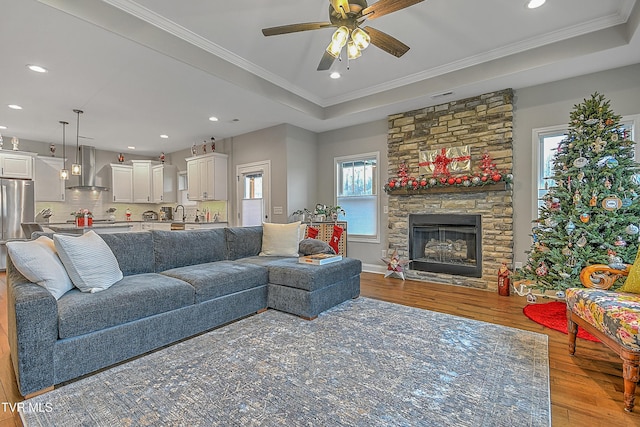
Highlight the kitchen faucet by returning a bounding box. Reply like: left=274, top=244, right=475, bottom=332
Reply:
left=175, top=205, right=186, bottom=222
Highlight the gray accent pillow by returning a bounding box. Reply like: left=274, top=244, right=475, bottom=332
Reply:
left=298, top=238, right=336, bottom=256
left=53, top=231, right=123, bottom=293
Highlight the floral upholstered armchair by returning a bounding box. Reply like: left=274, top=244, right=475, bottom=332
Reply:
left=566, top=262, right=640, bottom=412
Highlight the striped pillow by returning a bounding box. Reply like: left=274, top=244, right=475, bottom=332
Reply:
left=53, top=231, right=123, bottom=293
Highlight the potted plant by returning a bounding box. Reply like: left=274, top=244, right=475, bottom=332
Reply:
left=292, top=208, right=312, bottom=222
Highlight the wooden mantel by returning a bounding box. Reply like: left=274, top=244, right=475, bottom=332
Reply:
left=385, top=182, right=507, bottom=196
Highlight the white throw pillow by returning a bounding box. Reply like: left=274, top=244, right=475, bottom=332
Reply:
left=54, top=231, right=123, bottom=293
left=6, top=236, right=74, bottom=299
left=260, top=221, right=301, bottom=257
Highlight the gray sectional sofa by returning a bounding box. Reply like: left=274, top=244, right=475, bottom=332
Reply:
left=6, top=226, right=361, bottom=396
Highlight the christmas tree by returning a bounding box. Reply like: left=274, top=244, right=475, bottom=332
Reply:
left=516, top=93, right=640, bottom=292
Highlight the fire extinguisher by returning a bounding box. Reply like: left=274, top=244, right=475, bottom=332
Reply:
left=498, top=262, right=511, bottom=296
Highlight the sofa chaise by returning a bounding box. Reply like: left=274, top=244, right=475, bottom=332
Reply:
left=7, top=225, right=361, bottom=397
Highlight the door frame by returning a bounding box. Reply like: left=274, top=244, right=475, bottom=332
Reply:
left=236, top=160, right=271, bottom=226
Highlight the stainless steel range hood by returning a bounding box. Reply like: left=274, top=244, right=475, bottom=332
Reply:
left=66, top=145, right=109, bottom=191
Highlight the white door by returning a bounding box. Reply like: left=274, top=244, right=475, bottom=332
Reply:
left=236, top=161, right=270, bottom=226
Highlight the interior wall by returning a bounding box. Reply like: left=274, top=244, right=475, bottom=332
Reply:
left=317, top=120, right=389, bottom=270
left=285, top=124, right=318, bottom=218
left=228, top=124, right=288, bottom=224
left=512, top=63, right=640, bottom=265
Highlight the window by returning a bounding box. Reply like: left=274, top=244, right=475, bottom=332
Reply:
left=533, top=115, right=638, bottom=219
left=335, top=152, right=379, bottom=242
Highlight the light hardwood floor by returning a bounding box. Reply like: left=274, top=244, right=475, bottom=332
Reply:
left=0, top=272, right=638, bottom=426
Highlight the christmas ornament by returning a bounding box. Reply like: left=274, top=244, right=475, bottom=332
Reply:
left=565, top=220, right=576, bottom=235
left=584, top=118, right=599, bottom=125
left=573, top=190, right=581, bottom=205
left=429, top=178, right=437, bottom=186
left=608, top=249, right=626, bottom=270
left=633, top=174, right=640, bottom=186
left=606, top=157, right=619, bottom=168
left=622, top=196, right=633, bottom=207
left=597, top=155, right=615, bottom=168
left=545, top=217, right=558, bottom=227
left=579, top=212, right=590, bottom=223
left=562, top=246, right=572, bottom=256
left=602, top=195, right=622, bottom=211
left=535, top=262, right=549, bottom=276
left=589, top=191, right=597, bottom=206
left=576, top=235, right=588, bottom=247
left=604, top=177, right=612, bottom=189
left=626, top=224, right=639, bottom=235
left=615, top=236, right=627, bottom=247
left=573, top=156, right=588, bottom=168
left=471, top=176, right=481, bottom=185
left=566, top=255, right=577, bottom=267
left=591, top=137, right=606, bottom=153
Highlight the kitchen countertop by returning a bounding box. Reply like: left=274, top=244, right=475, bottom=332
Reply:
left=45, top=220, right=228, bottom=226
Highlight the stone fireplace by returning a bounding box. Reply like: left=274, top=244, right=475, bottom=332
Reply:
left=386, top=90, right=514, bottom=291
left=409, top=214, right=482, bottom=278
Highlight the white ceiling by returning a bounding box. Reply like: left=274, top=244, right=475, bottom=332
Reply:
left=1, top=0, right=639, bottom=155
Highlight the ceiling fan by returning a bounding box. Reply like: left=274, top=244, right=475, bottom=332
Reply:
left=262, top=0, right=424, bottom=71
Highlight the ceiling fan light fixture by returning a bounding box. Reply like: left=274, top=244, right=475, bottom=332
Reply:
left=326, top=40, right=343, bottom=58
left=332, top=26, right=350, bottom=48
left=351, top=28, right=370, bottom=50
left=347, top=41, right=361, bottom=59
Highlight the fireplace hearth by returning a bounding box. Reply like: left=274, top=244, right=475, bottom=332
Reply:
left=409, top=214, right=482, bottom=277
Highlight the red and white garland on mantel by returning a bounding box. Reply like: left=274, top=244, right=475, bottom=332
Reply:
left=384, top=152, right=512, bottom=193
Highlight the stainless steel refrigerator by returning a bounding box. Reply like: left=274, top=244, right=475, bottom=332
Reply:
left=0, top=179, right=35, bottom=270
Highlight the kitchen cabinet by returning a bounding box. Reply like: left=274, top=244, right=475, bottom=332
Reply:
left=35, top=157, right=65, bottom=201
left=110, top=164, right=133, bottom=202
left=152, top=164, right=177, bottom=203
left=186, top=153, right=227, bottom=201
left=140, top=222, right=173, bottom=231
left=132, top=161, right=152, bottom=203
left=0, top=152, right=34, bottom=179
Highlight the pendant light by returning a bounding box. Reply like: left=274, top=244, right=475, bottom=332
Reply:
left=71, top=109, right=83, bottom=176
left=59, top=121, right=69, bottom=180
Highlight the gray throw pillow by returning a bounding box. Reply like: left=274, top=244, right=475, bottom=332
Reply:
left=298, top=238, right=336, bottom=256
left=54, top=230, right=123, bottom=293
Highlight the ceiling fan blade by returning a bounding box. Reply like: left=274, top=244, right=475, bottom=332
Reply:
left=317, top=51, right=337, bottom=71
left=362, top=0, right=424, bottom=20
left=262, top=22, right=334, bottom=36
left=330, top=0, right=349, bottom=19
left=362, top=26, right=410, bottom=57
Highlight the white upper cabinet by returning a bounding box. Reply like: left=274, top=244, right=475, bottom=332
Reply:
left=110, top=164, right=133, bottom=203
left=131, top=160, right=152, bottom=203
left=0, top=152, right=34, bottom=179
left=152, top=164, right=177, bottom=203
left=186, top=153, right=227, bottom=201
left=35, top=156, right=65, bottom=201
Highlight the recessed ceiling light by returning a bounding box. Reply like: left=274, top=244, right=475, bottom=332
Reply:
left=330, top=72, right=341, bottom=79
left=8, top=104, right=22, bottom=110
left=160, top=134, right=169, bottom=139
left=0, top=125, right=7, bottom=130
left=127, top=146, right=136, bottom=150
left=526, top=0, right=546, bottom=8
left=27, top=64, right=48, bottom=73
left=209, top=116, right=219, bottom=122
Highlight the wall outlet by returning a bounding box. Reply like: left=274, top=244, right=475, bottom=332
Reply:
left=515, top=262, right=523, bottom=269
left=382, top=250, right=387, bottom=257
left=383, top=205, right=388, bottom=214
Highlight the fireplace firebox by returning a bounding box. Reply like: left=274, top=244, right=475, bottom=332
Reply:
left=409, top=214, right=482, bottom=277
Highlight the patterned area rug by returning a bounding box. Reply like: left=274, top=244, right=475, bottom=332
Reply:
left=21, top=298, right=550, bottom=426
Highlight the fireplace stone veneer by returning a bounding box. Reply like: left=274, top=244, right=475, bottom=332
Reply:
left=386, top=90, right=513, bottom=291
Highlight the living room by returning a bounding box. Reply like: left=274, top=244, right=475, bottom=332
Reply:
left=2, top=0, right=640, bottom=425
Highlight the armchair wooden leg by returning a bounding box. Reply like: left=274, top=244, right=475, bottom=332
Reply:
left=622, top=357, right=640, bottom=412
left=567, top=310, right=578, bottom=356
